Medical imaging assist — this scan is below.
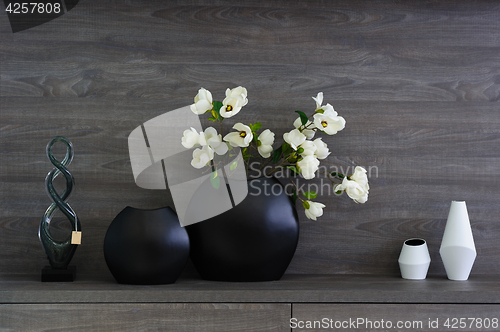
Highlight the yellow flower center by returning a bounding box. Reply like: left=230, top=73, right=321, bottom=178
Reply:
left=226, top=105, right=233, bottom=112
left=239, top=131, right=247, bottom=138
left=321, top=120, right=328, bottom=128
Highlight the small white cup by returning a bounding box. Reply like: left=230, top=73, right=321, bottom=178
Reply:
left=398, top=238, right=431, bottom=280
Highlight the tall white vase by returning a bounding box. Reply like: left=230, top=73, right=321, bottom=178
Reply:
left=439, top=201, right=476, bottom=281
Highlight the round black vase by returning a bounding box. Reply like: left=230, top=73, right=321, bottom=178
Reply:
left=185, top=176, right=299, bottom=282
left=103, top=206, right=189, bottom=285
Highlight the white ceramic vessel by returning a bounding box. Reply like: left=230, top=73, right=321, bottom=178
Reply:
left=439, top=201, right=476, bottom=281
left=398, top=238, right=431, bottom=280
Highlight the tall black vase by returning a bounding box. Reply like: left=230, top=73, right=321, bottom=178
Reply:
left=186, top=176, right=299, bottom=282
left=103, top=206, right=189, bottom=285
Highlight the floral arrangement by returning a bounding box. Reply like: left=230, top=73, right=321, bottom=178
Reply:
left=181, top=86, right=369, bottom=220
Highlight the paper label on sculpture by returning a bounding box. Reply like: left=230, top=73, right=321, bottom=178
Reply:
left=71, top=231, right=82, bottom=245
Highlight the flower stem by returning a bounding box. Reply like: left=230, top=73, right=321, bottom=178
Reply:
left=287, top=177, right=305, bottom=203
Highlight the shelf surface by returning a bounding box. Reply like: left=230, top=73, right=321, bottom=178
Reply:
left=1, top=274, right=499, bottom=304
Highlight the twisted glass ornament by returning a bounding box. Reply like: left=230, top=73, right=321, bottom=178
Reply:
left=39, top=136, right=81, bottom=269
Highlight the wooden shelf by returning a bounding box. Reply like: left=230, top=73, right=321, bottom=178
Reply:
left=2, top=274, right=499, bottom=304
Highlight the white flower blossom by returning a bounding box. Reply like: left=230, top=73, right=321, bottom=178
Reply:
left=190, top=88, right=213, bottom=115
left=283, top=128, right=306, bottom=150
left=220, top=86, right=248, bottom=118
left=298, top=140, right=317, bottom=157
left=335, top=171, right=369, bottom=204
left=297, top=155, right=320, bottom=180
left=293, top=117, right=315, bottom=139
left=313, top=105, right=346, bottom=135
left=181, top=127, right=204, bottom=149
left=204, top=127, right=228, bottom=156
left=223, top=123, right=253, bottom=148
left=322, top=103, right=336, bottom=115
left=304, top=200, right=326, bottom=221
left=350, top=166, right=369, bottom=193
left=225, top=86, right=248, bottom=101
left=312, top=92, right=323, bottom=110
left=191, top=145, right=214, bottom=169
left=313, top=138, right=330, bottom=160
left=257, top=129, right=275, bottom=158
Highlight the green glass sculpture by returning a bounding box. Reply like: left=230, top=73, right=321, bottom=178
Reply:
left=39, top=136, right=81, bottom=272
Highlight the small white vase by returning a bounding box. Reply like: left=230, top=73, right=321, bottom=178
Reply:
left=439, top=201, right=476, bottom=281
left=398, top=238, right=431, bottom=280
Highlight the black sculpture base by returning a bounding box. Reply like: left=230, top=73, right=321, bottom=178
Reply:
left=41, top=266, right=76, bottom=282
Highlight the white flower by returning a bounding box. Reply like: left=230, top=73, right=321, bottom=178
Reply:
left=313, top=106, right=346, bottom=135
left=293, top=117, right=315, bottom=139
left=190, top=88, right=213, bottom=115
left=298, top=140, right=317, bottom=157
left=257, top=129, right=275, bottom=158
left=225, top=86, right=248, bottom=101
left=223, top=123, right=253, bottom=148
left=191, top=145, right=214, bottom=169
left=181, top=127, right=204, bottom=149
left=350, top=166, right=369, bottom=192
left=204, top=127, right=228, bottom=156
left=283, top=129, right=306, bottom=150
left=335, top=175, right=369, bottom=204
left=304, top=200, right=326, bottom=221
left=220, top=97, right=245, bottom=118
left=220, top=86, right=248, bottom=118
left=322, top=103, right=336, bottom=115
left=312, top=92, right=323, bottom=110
left=297, top=155, right=319, bottom=180
left=313, top=138, right=330, bottom=160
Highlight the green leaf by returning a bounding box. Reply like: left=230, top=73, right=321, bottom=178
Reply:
left=252, top=122, right=262, bottom=132
left=302, top=200, right=310, bottom=210
left=297, top=147, right=304, bottom=154
left=291, top=189, right=298, bottom=205
left=212, top=101, right=223, bottom=118
left=210, top=170, right=220, bottom=189
left=286, top=165, right=299, bottom=174
left=282, top=142, right=291, bottom=156
left=230, top=160, right=238, bottom=171
left=272, top=146, right=283, bottom=164
left=331, top=172, right=345, bottom=179
left=288, top=154, right=299, bottom=163
left=303, top=191, right=318, bottom=199
left=208, top=117, right=217, bottom=122
left=295, top=111, right=309, bottom=126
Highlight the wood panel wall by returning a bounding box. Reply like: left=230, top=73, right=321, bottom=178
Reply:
left=1, top=0, right=499, bottom=278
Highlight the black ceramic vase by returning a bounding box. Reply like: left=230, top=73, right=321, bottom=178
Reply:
left=186, top=176, right=299, bottom=282
left=103, top=206, right=189, bottom=285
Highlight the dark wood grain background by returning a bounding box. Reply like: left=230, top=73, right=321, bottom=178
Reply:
left=1, top=0, right=499, bottom=279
